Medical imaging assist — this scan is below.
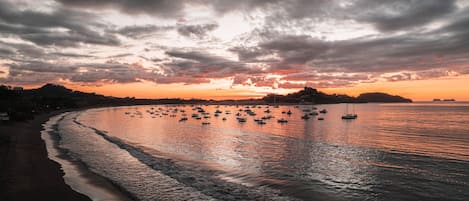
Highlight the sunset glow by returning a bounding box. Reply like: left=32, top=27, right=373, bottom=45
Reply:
left=1, top=0, right=469, bottom=100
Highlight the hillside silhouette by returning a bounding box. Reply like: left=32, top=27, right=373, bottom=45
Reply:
left=263, top=87, right=411, bottom=104
left=0, top=84, right=411, bottom=121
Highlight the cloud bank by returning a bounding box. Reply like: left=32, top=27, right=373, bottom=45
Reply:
left=1, top=0, right=468, bottom=90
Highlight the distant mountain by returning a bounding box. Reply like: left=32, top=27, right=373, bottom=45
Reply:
left=262, top=87, right=412, bottom=104
left=28, top=83, right=74, bottom=96
left=21, top=84, right=119, bottom=108
left=357, top=92, right=412, bottom=103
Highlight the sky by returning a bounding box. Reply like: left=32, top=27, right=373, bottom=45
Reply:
left=0, top=0, right=469, bottom=100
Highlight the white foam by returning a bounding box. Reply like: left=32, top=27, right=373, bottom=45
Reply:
left=41, top=113, right=132, bottom=201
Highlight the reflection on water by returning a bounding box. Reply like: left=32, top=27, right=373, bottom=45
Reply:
left=76, top=103, right=469, bottom=201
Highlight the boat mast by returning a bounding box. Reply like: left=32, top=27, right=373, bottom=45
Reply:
left=274, top=93, right=276, bottom=105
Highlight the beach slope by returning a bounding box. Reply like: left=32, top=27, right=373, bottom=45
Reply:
left=0, top=112, right=91, bottom=201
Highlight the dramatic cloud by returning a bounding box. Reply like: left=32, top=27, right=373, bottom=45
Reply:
left=0, top=1, right=120, bottom=47
left=259, top=35, right=329, bottom=64
left=177, top=23, right=218, bottom=38
left=114, top=25, right=173, bottom=39
left=2, top=60, right=161, bottom=85
left=57, top=0, right=185, bottom=18
left=1, top=0, right=468, bottom=93
left=352, top=0, right=457, bottom=31
left=164, top=50, right=260, bottom=79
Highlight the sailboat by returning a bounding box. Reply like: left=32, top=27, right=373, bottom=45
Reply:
left=273, top=93, right=279, bottom=108
left=341, top=103, right=357, bottom=120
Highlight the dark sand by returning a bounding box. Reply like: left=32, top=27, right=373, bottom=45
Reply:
left=0, top=111, right=91, bottom=201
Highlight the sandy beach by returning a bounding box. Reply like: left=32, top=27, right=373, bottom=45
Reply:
left=0, top=111, right=91, bottom=201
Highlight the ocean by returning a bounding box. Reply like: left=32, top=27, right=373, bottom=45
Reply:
left=42, top=103, right=469, bottom=201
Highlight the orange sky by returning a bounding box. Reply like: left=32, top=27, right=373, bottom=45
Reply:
left=60, top=75, right=469, bottom=101
left=322, top=75, right=469, bottom=101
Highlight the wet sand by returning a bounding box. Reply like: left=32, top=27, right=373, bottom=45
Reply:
left=0, top=111, right=91, bottom=201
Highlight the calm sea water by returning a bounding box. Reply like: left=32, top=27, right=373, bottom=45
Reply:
left=47, top=103, right=469, bottom=201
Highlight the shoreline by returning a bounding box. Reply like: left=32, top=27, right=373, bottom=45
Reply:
left=0, top=109, right=133, bottom=201
left=0, top=110, right=91, bottom=201
left=43, top=111, right=134, bottom=201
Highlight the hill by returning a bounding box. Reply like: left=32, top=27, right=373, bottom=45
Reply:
left=357, top=92, right=412, bottom=103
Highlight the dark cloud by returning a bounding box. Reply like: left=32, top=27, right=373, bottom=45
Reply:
left=230, top=21, right=469, bottom=76
left=227, top=16, right=469, bottom=89
left=381, top=69, right=460, bottom=82
left=2, top=60, right=161, bottom=85
left=0, top=1, right=120, bottom=47
left=51, top=52, right=94, bottom=58
left=107, top=53, right=134, bottom=58
left=165, top=50, right=262, bottom=79
left=254, top=0, right=458, bottom=36
left=259, top=35, right=329, bottom=64
left=229, top=46, right=275, bottom=62
left=0, top=41, right=94, bottom=62
left=0, top=47, right=15, bottom=56
left=7, top=61, right=78, bottom=73
left=57, top=0, right=185, bottom=18
left=114, top=25, right=173, bottom=39
left=166, top=50, right=229, bottom=64
left=177, top=23, right=218, bottom=38
left=69, top=63, right=156, bottom=84
left=139, top=56, right=164, bottom=63
left=203, top=0, right=280, bottom=14
left=19, top=31, right=119, bottom=47
left=352, top=0, right=457, bottom=31
left=0, top=41, right=45, bottom=61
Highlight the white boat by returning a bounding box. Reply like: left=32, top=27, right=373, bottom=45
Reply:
left=341, top=104, right=357, bottom=120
